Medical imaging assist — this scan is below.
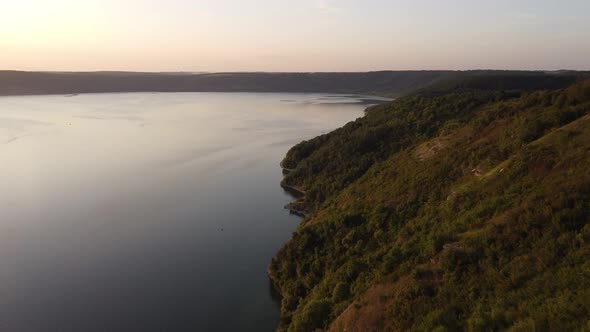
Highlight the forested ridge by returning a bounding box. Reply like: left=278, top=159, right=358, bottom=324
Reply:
left=270, top=75, right=590, bottom=331
left=0, top=70, right=584, bottom=97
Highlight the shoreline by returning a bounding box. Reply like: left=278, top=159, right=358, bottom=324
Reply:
left=279, top=160, right=310, bottom=217
left=266, top=165, right=308, bottom=307
left=280, top=180, right=309, bottom=218
left=268, top=164, right=310, bottom=299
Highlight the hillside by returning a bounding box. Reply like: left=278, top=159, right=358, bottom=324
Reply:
left=270, top=77, right=590, bottom=331
left=0, top=70, right=585, bottom=97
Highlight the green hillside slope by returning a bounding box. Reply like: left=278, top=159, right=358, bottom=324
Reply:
left=270, top=78, right=590, bottom=331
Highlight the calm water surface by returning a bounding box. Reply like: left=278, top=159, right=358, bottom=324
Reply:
left=0, top=92, right=372, bottom=332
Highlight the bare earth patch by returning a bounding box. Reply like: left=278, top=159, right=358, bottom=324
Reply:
left=414, top=135, right=451, bottom=161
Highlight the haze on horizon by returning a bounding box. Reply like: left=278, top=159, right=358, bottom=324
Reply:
left=1, top=0, right=589, bottom=72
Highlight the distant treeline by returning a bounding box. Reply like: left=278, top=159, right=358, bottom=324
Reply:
left=0, top=70, right=587, bottom=97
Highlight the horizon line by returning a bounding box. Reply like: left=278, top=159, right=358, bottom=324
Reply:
left=2, top=69, right=588, bottom=75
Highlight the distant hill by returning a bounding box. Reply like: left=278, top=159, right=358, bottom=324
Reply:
left=270, top=76, right=590, bottom=331
left=0, top=70, right=587, bottom=97
left=413, top=71, right=589, bottom=96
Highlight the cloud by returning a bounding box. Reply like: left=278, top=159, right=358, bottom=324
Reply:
left=314, top=0, right=341, bottom=12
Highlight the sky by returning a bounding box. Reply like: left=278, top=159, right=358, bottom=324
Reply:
left=1, top=0, right=589, bottom=72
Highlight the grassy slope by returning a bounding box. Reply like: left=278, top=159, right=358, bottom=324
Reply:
left=270, top=78, right=590, bottom=331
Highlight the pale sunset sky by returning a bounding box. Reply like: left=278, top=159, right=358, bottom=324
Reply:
left=1, top=0, right=589, bottom=72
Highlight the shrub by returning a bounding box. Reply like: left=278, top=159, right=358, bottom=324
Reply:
left=289, top=299, right=332, bottom=332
